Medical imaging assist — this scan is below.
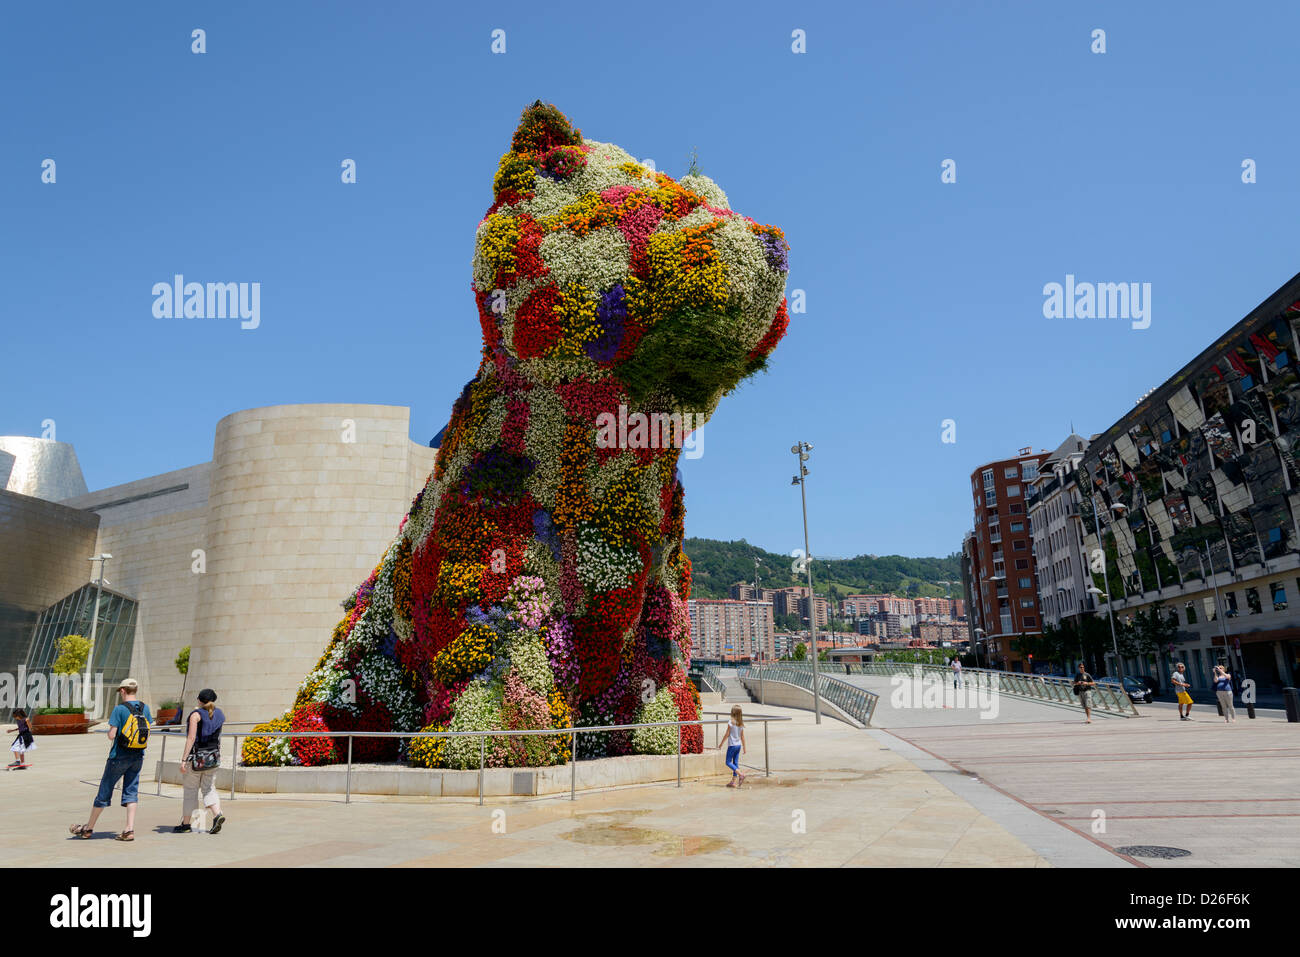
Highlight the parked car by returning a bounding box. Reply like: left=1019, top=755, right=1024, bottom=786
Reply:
left=1097, top=675, right=1153, bottom=704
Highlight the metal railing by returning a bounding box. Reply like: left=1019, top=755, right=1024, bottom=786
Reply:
left=140, top=714, right=791, bottom=806
left=737, top=664, right=880, bottom=727
left=777, top=661, right=1138, bottom=716
left=696, top=663, right=724, bottom=694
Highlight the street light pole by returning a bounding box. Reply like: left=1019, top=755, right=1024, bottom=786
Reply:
left=1088, top=493, right=1123, bottom=682
left=792, top=441, right=822, bottom=723
left=85, top=553, right=112, bottom=715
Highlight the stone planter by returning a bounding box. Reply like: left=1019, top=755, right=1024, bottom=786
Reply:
left=31, top=712, right=90, bottom=735
left=156, top=708, right=179, bottom=725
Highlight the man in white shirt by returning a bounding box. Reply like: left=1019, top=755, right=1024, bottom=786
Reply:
left=951, top=656, right=963, bottom=689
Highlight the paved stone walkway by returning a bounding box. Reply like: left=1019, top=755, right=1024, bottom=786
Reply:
left=2, top=704, right=1068, bottom=868
left=865, top=685, right=1299, bottom=868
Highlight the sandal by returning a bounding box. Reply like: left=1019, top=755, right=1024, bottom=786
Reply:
left=114, top=830, right=134, bottom=842
left=68, top=824, right=92, bottom=839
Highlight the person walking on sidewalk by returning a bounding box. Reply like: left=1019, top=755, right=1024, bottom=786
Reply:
left=68, top=678, right=152, bottom=842
left=717, top=705, right=746, bottom=788
left=1213, top=665, right=1236, bottom=723
left=1073, top=662, right=1095, bottom=723
left=951, top=656, right=963, bottom=690
left=175, top=689, right=226, bottom=834
left=1172, top=662, right=1194, bottom=720
left=8, top=709, right=36, bottom=768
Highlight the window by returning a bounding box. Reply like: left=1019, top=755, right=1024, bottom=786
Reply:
left=1023, top=616, right=1038, bottom=627
left=982, top=469, right=995, bottom=490
left=1020, top=598, right=1035, bottom=608
left=985, top=489, right=997, bottom=507
left=1271, top=582, right=1288, bottom=611
left=1010, top=521, right=1024, bottom=532
left=1225, top=591, right=1239, bottom=617
left=1246, top=588, right=1262, bottom=615
left=1004, top=467, right=1019, bottom=479
left=1202, top=595, right=1218, bottom=622
left=1018, top=577, right=1032, bottom=588
left=1015, top=559, right=1029, bottom=569
left=1007, top=484, right=1021, bottom=497
left=1014, top=540, right=1027, bottom=551
left=1184, top=601, right=1198, bottom=625
left=1009, top=503, right=1023, bottom=514
left=1021, top=462, right=1039, bottom=481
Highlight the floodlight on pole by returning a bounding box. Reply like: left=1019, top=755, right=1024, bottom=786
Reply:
left=790, top=439, right=822, bottom=723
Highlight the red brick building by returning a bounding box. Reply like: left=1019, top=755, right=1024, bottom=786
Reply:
left=965, top=448, right=1050, bottom=671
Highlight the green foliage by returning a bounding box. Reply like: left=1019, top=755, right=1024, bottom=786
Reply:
left=791, top=643, right=807, bottom=660
left=175, top=646, right=190, bottom=676
left=876, top=649, right=951, bottom=665
left=51, top=635, right=91, bottom=676
left=682, top=538, right=961, bottom=600
left=1118, top=603, right=1178, bottom=658
left=35, top=706, right=86, bottom=715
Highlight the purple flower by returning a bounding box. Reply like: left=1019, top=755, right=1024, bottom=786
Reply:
left=585, top=284, right=626, bottom=363
left=758, top=232, right=788, bottom=273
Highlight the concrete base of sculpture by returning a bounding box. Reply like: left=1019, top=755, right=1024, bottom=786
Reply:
left=155, top=750, right=729, bottom=798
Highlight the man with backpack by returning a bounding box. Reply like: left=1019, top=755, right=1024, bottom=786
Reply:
left=68, top=678, right=152, bottom=843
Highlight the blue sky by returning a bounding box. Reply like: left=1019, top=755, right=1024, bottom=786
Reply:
left=4, top=1, right=1300, bottom=559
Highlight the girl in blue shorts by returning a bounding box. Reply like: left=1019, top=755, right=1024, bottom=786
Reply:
left=719, top=705, right=746, bottom=787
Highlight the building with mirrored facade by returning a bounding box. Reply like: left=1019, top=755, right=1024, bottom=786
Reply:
left=1078, top=270, right=1300, bottom=694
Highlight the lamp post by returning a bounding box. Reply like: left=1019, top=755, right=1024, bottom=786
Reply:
left=791, top=441, right=822, bottom=723
left=1087, top=494, right=1126, bottom=683
left=973, top=627, right=985, bottom=668
left=85, top=553, right=112, bottom=715
left=1182, top=542, right=1252, bottom=716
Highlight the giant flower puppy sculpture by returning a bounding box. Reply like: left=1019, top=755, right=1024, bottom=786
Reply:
left=247, top=102, right=790, bottom=769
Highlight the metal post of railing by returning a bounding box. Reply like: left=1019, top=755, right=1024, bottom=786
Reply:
left=570, top=729, right=577, bottom=801
left=676, top=723, right=682, bottom=788
left=478, top=734, right=485, bottom=807
left=346, top=735, right=353, bottom=805
left=230, top=734, right=238, bottom=800
left=764, top=720, right=769, bottom=777
left=156, top=731, right=167, bottom=796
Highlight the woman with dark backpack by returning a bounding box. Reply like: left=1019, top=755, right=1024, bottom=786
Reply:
left=175, top=689, right=226, bottom=834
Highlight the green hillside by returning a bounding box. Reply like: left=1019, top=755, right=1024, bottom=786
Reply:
left=682, top=538, right=962, bottom=600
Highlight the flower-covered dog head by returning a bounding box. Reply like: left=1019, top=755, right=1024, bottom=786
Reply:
left=473, top=101, right=790, bottom=417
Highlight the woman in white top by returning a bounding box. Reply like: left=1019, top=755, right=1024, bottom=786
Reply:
left=718, top=705, right=746, bottom=787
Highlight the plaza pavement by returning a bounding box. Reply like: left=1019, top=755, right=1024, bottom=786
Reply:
left=839, top=673, right=1300, bottom=867
left=2, top=701, right=1081, bottom=869
left=10, top=678, right=1286, bottom=867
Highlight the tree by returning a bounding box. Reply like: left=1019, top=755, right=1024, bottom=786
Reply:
left=792, top=643, right=807, bottom=661
left=174, top=645, right=191, bottom=718
left=1118, top=603, right=1178, bottom=660
left=51, top=634, right=91, bottom=710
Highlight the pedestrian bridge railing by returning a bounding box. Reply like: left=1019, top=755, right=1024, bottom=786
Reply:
left=737, top=664, right=880, bottom=727
left=696, top=663, right=724, bottom=694
left=762, top=661, right=1138, bottom=716
left=133, top=713, right=791, bottom=806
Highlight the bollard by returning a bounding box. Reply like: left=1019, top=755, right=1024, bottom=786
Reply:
left=157, top=731, right=168, bottom=796
left=1284, top=687, right=1300, bottom=723
left=570, top=729, right=577, bottom=801
left=346, top=735, right=353, bottom=805
left=478, top=735, right=485, bottom=806
left=230, top=735, right=239, bottom=800
left=676, top=723, right=682, bottom=788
